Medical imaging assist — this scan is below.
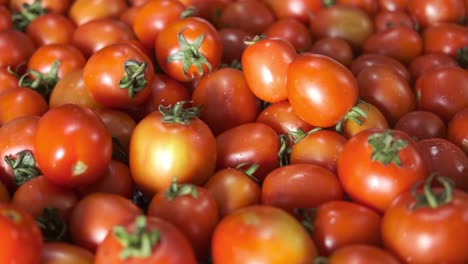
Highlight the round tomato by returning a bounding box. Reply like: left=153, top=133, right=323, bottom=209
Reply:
left=309, top=37, right=354, bottom=67
left=338, top=100, right=389, bottom=139
left=263, top=18, right=313, bottom=52
left=448, top=107, right=468, bottom=156
left=68, top=0, right=128, bottom=26
left=217, top=27, right=253, bottom=64
left=373, top=10, right=416, bottom=33
left=41, top=242, right=94, bottom=264
left=408, top=52, right=459, bottom=81
left=0, top=87, right=48, bottom=126
left=324, top=244, right=401, bottom=264
left=25, top=13, right=76, bottom=47
left=394, top=110, right=447, bottom=140
left=349, top=53, right=411, bottom=83
left=0, top=29, right=35, bottom=69
left=407, top=0, right=466, bottom=28
left=263, top=0, right=323, bottom=24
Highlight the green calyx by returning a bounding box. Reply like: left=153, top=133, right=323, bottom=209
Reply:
left=367, top=130, right=408, bottom=166
left=243, top=35, right=266, bottom=46
left=293, top=208, right=317, bottom=234
left=5, top=150, right=41, bottom=186
left=166, top=28, right=212, bottom=80
left=410, top=173, right=455, bottom=210
left=456, top=46, right=468, bottom=69
left=235, top=163, right=260, bottom=184
left=159, top=101, right=200, bottom=125
left=35, top=207, right=68, bottom=242
left=17, top=60, right=61, bottom=98
left=114, top=216, right=160, bottom=260
left=165, top=177, right=198, bottom=201
left=322, top=0, right=336, bottom=7
left=335, top=101, right=369, bottom=134
left=119, top=60, right=148, bottom=99
left=12, top=0, right=48, bottom=31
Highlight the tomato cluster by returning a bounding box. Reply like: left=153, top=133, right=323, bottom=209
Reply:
left=0, top=0, right=467, bottom=263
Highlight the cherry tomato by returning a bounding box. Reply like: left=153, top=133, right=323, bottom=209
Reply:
left=93, top=108, right=137, bottom=152
left=68, top=0, right=129, bottom=26
left=378, top=0, right=409, bottom=11
left=373, top=10, right=416, bottom=33
left=331, top=0, right=379, bottom=17
left=217, top=28, right=253, bottom=64
left=394, top=111, right=447, bottom=140
left=0, top=87, right=48, bottom=126
left=408, top=52, right=459, bottom=82
left=422, top=23, right=468, bottom=58
left=263, top=0, right=323, bottom=24
left=339, top=100, right=389, bottom=139
left=447, top=107, right=468, bottom=156
left=0, top=29, right=35, bottom=69
left=0, top=181, right=9, bottom=202
left=407, top=0, right=467, bottom=28
left=263, top=18, right=313, bottom=52
left=0, top=67, right=20, bottom=95
left=25, top=13, right=76, bottom=47
left=41, top=242, right=95, bottom=264
left=349, top=53, right=411, bottom=83
left=0, top=5, right=12, bottom=30
left=10, top=0, right=71, bottom=14
left=325, top=244, right=401, bottom=264
left=309, top=37, right=354, bottom=67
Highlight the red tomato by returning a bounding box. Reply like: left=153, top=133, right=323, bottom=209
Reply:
left=263, top=0, right=323, bottom=24
left=394, top=111, right=447, bottom=140
left=95, top=216, right=197, bottom=264
left=93, top=108, right=136, bottom=153
left=287, top=53, right=359, bottom=127
left=0, top=88, right=48, bottom=126
left=211, top=205, right=317, bottom=263
left=0, top=29, right=35, bottom=69
left=338, top=129, right=429, bottom=212
left=41, top=242, right=94, bottom=264
left=339, top=100, right=389, bottom=139
left=0, top=6, right=12, bottom=30
left=10, top=0, right=71, bottom=14
left=217, top=27, right=253, bottom=64
left=331, top=0, right=379, bottom=17
left=263, top=18, right=313, bottom=52
left=408, top=52, right=459, bottom=81
left=34, top=104, right=113, bottom=188
left=448, top=108, right=468, bottom=156
left=68, top=0, right=129, bottom=26
left=350, top=53, right=411, bottom=83
left=373, top=10, right=416, bottom=33
left=378, top=0, right=409, bottom=11
left=309, top=37, right=354, bottom=67
left=326, top=244, right=401, bottom=264
left=422, top=23, right=468, bottom=58
left=407, top=0, right=467, bottom=28
left=0, top=181, right=9, bottom=203
left=25, top=13, right=76, bottom=47
left=0, top=67, right=20, bottom=95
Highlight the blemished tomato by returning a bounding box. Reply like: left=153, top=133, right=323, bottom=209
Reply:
left=263, top=0, right=323, bottom=24
left=192, top=67, right=261, bottom=135
left=407, top=0, right=467, bottom=28
left=408, top=52, right=459, bottom=82
left=155, top=16, right=222, bottom=82
left=68, top=0, right=129, bottom=26
left=394, top=110, right=447, bottom=140
left=339, top=100, right=389, bottom=139
left=287, top=53, right=359, bottom=128
left=349, top=53, right=411, bottom=83
left=311, top=200, right=382, bottom=256
left=0, top=203, right=43, bottom=263
left=83, top=43, right=154, bottom=109
left=338, top=129, right=429, bottom=212
left=0, top=29, right=35, bottom=69
left=216, top=122, right=280, bottom=183
left=448, top=108, right=468, bottom=156
left=69, top=192, right=142, bottom=252
left=0, top=87, right=48, bottom=126
left=41, top=242, right=95, bottom=264
left=241, top=37, right=297, bottom=103
left=34, top=104, right=113, bottom=188
left=95, top=216, right=197, bottom=264
left=263, top=18, right=313, bottom=52
left=129, top=102, right=217, bottom=197
left=148, top=179, right=219, bottom=261
left=211, top=205, right=318, bottom=263
left=382, top=175, right=468, bottom=263
left=261, top=164, right=344, bottom=213
left=324, top=244, right=401, bottom=264
left=25, top=13, right=76, bottom=47
left=308, top=37, right=354, bottom=67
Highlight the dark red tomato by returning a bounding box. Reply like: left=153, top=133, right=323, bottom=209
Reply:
left=349, top=53, right=411, bottom=83
left=26, top=13, right=76, bottom=47
left=155, top=16, right=222, bottom=82
left=407, top=0, right=466, bottom=28
left=309, top=5, right=374, bottom=50
left=415, top=66, right=468, bottom=123
left=263, top=0, right=323, bottom=24
left=217, top=0, right=276, bottom=35
left=211, top=205, right=317, bottom=263
left=0, top=5, right=12, bottom=30
left=378, top=0, right=409, bottom=11
left=448, top=108, right=468, bottom=156
left=34, top=104, right=113, bottom=188
left=242, top=37, right=296, bottom=103
left=0, top=181, right=9, bottom=203
left=192, top=67, right=261, bottom=135
left=262, top=164, right=344, bottom=213
left=132, top=0, right=185, bottom=49
left=77, top=160, right=135, bottom=199
left=357, top=65, right=416, bottom=126
left=337, top=129, right=429, bottom=212
left=68, top=0, right=129, bottom=26
left=0, top=29, right=35, bottom=69
left=309, top=37, right=354, bottom=67
left=93, top=108, right=136, bottom=152
left=148, top=180, right=219, bottom=261
left=263, top=18, right=313, bottom=52
left=204, top=165, right=261, bottom=218
left=72, top=18, right=136, bottom=58
left=394, top=111, right=447, bottom=140
left=217, top=27, right=253, bottom=64
left=417, top=138, right=468, bottom=192
left=287, top=53, right=359, bottom=127
left=41, top=242, right=94, bottom=264
left=340, top=101, right=389, bottom=139
left=0, top=203, right=43, bottom=263
left=373, top=10, right=416, bottom=33
left=311, top=200, right=382, bottom=256
left=10, top=0, right=71, bottom=14
left=363, top=26, right=423, bottom=64
left=178, top=0, right=215, bottom=20
left=83, top=43, right=154, bottom=109
left=0, top=67, right=20, bottom=95
left=216, top=122, right=280, bottom=183
left=0, top=88, right=48, bottom=126
left=331, top=0, right=379, bottom=17
left=422, top=23, right=468, bottom=58
left=256, top=101, right=314, bottom=136
left=408, top=52, right=459, bottom=82
left=289, top=130, right=347, bottom=174
left=0, top=116, right=39, bottom=191
left=326, top=244, right=401, bottom=264
left=95, top=216, right=197, bottom=264
left=69, top=192, right=142, bottom=252
left=48, top=69, right=101, bottom=109
left=382, top=176, right=468, bottom=263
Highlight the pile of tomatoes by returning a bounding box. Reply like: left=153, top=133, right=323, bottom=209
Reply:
left=0, top=0, right=467, bottom=263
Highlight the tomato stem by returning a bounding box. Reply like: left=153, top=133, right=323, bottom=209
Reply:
left=367, top=130, right=408, bottom=166
left=410, top=173, right=454, bottom=210
left=278, top=134, right=291, bottom=167
left=165, top=177, right=198, bottom=201
left=12, top=0, right=48, bottom=31
left=322, top=0, right=335, bottom=7
left=18, top=60, right=61, bottom=98
left=114, top=216, right=160, bottom=260
left=160, top=101, right=200, bottom=124
left=35, top=207, right=68, bottom=242
left=235, top=163, right=260, bottom=183
left=4, top=150, right=41, bottom=186
left=243, top=35, right=266, bottom=46
left=335, top=101, right=368, bottom=134
left=119, top=60, right=148, bottom=99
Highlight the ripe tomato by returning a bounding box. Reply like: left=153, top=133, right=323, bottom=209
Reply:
left=287, top=53, right=359, bottom=127
left=241, top=37, right=296, bottom=103
left=394, top=111, right=447, bottom=140
left=262, top=164, right=344, bottom=213
left=68, top=0, right=128, bottom=26
left=339, top=101, right=389, bottom=139
left=378, top=0, right=409, bottom=11
left=263, top=0, right=323, bottom=24
left=217, top=28, right=253, bottom=64
left=95, top=216, right=197, bottom=264
left=325, top=244, right=401, bottom=264
left=382, top=175, right=468, bottom=263
left=263, top=18, right=313, bottom=52
left=0, top=203, right=43, bottom=263
left=25, top=13, right=76, bottom=47
left=10, top=0, right=71, bottom=14
left=0, top=29, right=35, bottom=69
left=332, top=0, right=379, bottom=17
left=0, top=87, right=48, bottom=126
left=373, top=10, right=416, bottom=33
left=83, top=43, right=154, bottom=109
left=0, top=181, right=9, bottom=203
left=0, top=67, right=20, bottom=95
left=349, top=53, right=411, bottom=83
left=192, top=67, right=261, bottom=135
left=148, top=179, right=219, bottom=261
left=338, top=129, right=429, bottom=212
left=422, top=23, right=468, bottom=58
left=129, top=102, right=217, bottom=197
left=309, top=37, right=354, bottom=67
left=448, top=108, right=468, bottom=156
left=41, top=242, right=95, bottom=264
left=407, top=0, right=467, bottom=28
left=0, top=6, right=12, bottom=30
left=34, top=104, right=113, bottom=188
left=408, top=52, right=459, bottom=81
left=93, top=108, right=136, bottom=152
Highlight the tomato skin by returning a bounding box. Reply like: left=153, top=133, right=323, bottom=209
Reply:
left=350, top=53, right=411, bottom=83
left=408, top=52, right=459, bottom=82
left=0, top=5, right=12, bottom=30
left=422, top=23, right=468, bottom=58
left=261, top=164, right=344, bottom=213
left=407, top=0, right=467, bottom=28
left=211, top=205, right=318, bottom=264
left=0, top=181, right=9, bottom=202
left=326, top=244, right=401, bottom=264
left=448, top=108, right=468, bottom=156
left=41, top=242, right=94, bottom=264
left=337, top=129, right=429, bottom=212
left=264, top=0, right=322, bottom=24
left=0, top=203, right=43, bottom=263
left=0, top=29, right=35, bottom=69
left=263, top=18, right=313, bottom=52
left=10, top=0, right=71, bottom=14
left=68, top=0, right=129, bottom=26
left=394, top=111, right=447, bottom=140
left=34, top=104, right=113, bottom=188
left=373, top=10, right=416, bottom=33
left=25, top=13, right=76, bottom=47
left=216, top=122, right=280, bottom=183
left=287, top=53, right=359, bottom=127
left=0, top=87, right=48, bottom=126
left=341, top=101, right=389, bottom=139
left=309, top=37, right=354, bottom=67
left=382, top=187, right=468, bottom=263
left=93, top=108, right=136, bottom=152
left=378, top=0, right=409, bottom=11
left=0, top=67, right=20, bottom=95
left=217, top=28, right=253, bottom=64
